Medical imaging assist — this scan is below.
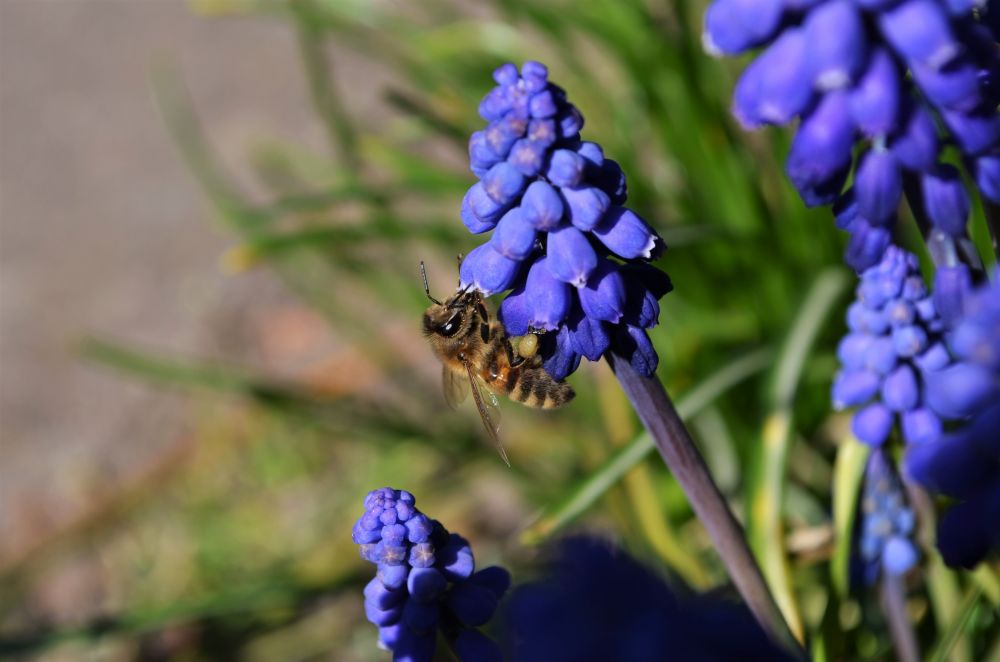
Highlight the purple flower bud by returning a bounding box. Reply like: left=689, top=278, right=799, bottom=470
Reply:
left=941, top=106, right=1000, bottom=155
left=493, top=62, right=519, bottom=86
left=912, top=56, right=982, bottom=112
left=732, top=28, right=813, bottom=128
left=470, top=566, right=512, bottom=599
left=614, top=324, right=659, bottom=377
left=405, top=513, right=433, bottom=543
left=848, top=302, right=890, bottom=334
left=845, top=219, right=892, bottom=272
left=576, top=141, right=605, bottom=168
left=855, top=149, right=902, bottom=224
left=805, top=0, right=867, bottom=90
left=469, top=130, right=501, bottom=177
left=865, top=337, right=899, bottom=374
left=915, top=341, right=951, bottom=372
left=892, top=324, right=928, bottom=357
left=521, top=180, right=565, bottom=230
left=579, top=259, right=627, bottom=324
left=438, top=534, right=475, bottom=582
left=525, top=257, right=571, bottom=330
left=885, top=299, right=915, bottom=327
left=377, top=563, right=409, bottom=590
left=832, top=369, right=881, bottom=408
left=542, top=325, right=582, bottom=380
left=381, top=523, right=406, bottom=544
left=479, top=88, right=512, bottom=122
left=407, top=567, right=447, bottom=603
left=507, top=138, right=547, bottom=177
left=882, top=364, right=919, bottom=411
left=461, top=183, right=505, bottom=233
left=933, top=264, right=972, bottom=326
left=459, top=243, right=522, bottom=295
left=562, top=185, right=611, bottom=231
left=498, top=285, right=530, bottom=336
left=878, top=0, right=960, bottom=70
left=850, top=49, right=901, bottom=138
left=491, top=207, right=537, bottom=260
left=925, top=363, right=997, bottom=418
left=853, top=403, right=894, bottom=446
left=482, top=161, right=526, bottom=205
left=839, top=333, right=875, bottom=370
left=409, top=541, right=436, bottom=568
left=902, top=408, right=942, bottom=445
left=889, top=102, right=940, bottom=170
left=594, top=207, right=658, bottom=259
left=569, top=310, right=611, bottom=361
left=882, top=536, right=918, bottom=575
left=546, top=224, right=598, bottom=286
left=484, top=116, right=527, bottom=156
left=787, top=91, right=855, bottom=203
left=921, top=164, right=971, bottom=236
left=447, top=582, right=501, bottom=627
left=364, top=577, right=406, bottom=610
left=365, top=598, right=403, bottom=627
left=974, top=155, right=1000, bottom=203
left=529, top=89, right=558, bottom=118
left=702, top=0, right=785, bottom=56
left=522, top=60, right=549, bottom=85
left=546, top=149, right=586, bottom=188
left=525, top=120, right=557, bottom=150
left=558, top=107, right=584, bottom=138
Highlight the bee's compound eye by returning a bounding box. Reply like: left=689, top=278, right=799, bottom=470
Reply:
left=440, top=312, right=464, bottom=337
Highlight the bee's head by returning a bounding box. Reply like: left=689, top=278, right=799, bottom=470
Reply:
left=420, top=261, right=475, bottom=339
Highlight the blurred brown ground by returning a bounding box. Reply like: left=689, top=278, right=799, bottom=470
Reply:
left=0, top=0, right=328, bottom=560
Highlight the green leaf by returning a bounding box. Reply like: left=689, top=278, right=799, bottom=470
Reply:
left=831, top=436, right=870, bottom=598
left=748, top=268, right=849, bottom=641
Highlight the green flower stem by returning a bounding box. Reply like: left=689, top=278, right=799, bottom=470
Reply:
left=607, top=352, right=804, bottom=658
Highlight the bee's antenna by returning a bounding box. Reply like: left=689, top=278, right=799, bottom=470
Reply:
left=420, top=261, right=442, bottom=305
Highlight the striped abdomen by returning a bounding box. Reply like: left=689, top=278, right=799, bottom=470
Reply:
left=478, top=336, right=574, bottom=409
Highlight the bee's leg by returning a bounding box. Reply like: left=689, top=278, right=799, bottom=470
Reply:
left=505, top=336, right=527, bottom=368
left=476, top=295, right=491, bottom=344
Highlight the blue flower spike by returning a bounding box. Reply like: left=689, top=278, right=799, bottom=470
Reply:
left=907, top=275, right=1000, bottom=568
left=859, top=449, right=919, bottom=584
left=352, top=488, right=509, bottom=661
left=704, top=0, right=1000, bottom=268
left=460, top=62, right=670, bottom=379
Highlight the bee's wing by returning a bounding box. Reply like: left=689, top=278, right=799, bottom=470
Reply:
left=442, top=365, right=469, bottom=409
left=462, top=358, right=509, bottom=467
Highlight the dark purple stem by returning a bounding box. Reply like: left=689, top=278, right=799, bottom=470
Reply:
left=881, top=573, right=920, bottom=662
left=607, top=352, right=804, bottom=658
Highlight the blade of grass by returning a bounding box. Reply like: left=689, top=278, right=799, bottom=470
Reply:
left=928, top=584, right=982, bottom=662
left=831, top=435, right=870, bottom=598
left=522, top=347, right=772, bottom=542
left=748, top=268, right=849, bottom=641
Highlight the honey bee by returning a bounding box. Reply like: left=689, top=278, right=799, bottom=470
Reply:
left=420, top=262, right=575, bottom=465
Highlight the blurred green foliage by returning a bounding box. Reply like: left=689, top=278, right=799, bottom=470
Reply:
left=3, top=0, right=999, bottom=659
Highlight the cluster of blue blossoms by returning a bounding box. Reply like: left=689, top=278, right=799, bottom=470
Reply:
left=704, top=0, right=1000, bottom=271
left=502, top=537, right=793, bottom=661
left=351, top=488, right=509, bottom=661
left=858, top=448, right=918, bottom=584
left=832, top=246, right=961, bottom=447
left=906, top=276, right=1000, bottom=568
left=459, top=62, right=672, bottom=379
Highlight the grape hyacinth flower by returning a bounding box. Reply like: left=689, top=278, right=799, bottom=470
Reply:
left=502, top=537, right=794, bottom=662
left=704, top=0, right=1000, bottom=270
left=459, top=61, right=671, bottom=379
left=906, top=275, right=1000, bottom=568
left=858, top=449, right=919, bottom=585
left=832, top=246, right=960, bottom=446
left=352, top=488, right=510, bottom=661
